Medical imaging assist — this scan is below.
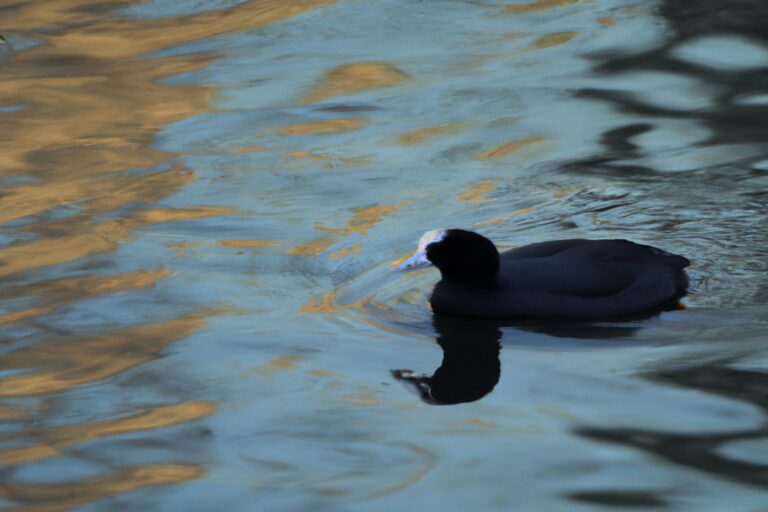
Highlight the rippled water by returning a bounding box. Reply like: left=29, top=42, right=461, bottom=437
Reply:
left=1, top=0, right=768, bottom=510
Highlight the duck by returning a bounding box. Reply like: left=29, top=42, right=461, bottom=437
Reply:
left=396, top=229, right=690, bottom=319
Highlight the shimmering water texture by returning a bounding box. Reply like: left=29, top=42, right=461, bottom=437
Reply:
left=1, top=0, right=768, bottom=510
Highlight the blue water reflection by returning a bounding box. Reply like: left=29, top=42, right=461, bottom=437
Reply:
left=1, top=0, right=768, bottom=510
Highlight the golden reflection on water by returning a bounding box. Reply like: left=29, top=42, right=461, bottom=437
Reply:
left=287, top=201, right=411, bottom=256
left=316, top=201, right=412, bottom=236
left=0, top=465, right=204, bottom=512
left=300, top=290, right=359, bottom=315
left=598, top=15, right=617, bottom=26
left=393, top=122, right=468, bottom=145
left=265, top=355, right=305, bottom=370
left=218, top=239, right=279, bottom=248
left=0, top=0, right=335, bottom=508
left=503, top=0, right=581, bottom=14
left=474, top=135, right=547, bottom=160
left=459, top=181, right=497, bottom=202
left=0, top=197, right=235, bottom=280
left=476, top=207, right=534, bottom=226
left=328, top=244, right=362, bottom=260
left=364, top=442, right=437, bottom=499
left=0, top=401, right=216, bottom=465
left=528, top=31, right=580, bottom=49
left=0, top=313, right=207, bottom=397
left=0, top=405, right=30, bottom=420
left=276, top=118, right=368, bottom=136
left=299, top=289, right=409, bottom=336
left=303, top=62, right=411, bottom=103
left=8, top=0, right=336, bottom=60
left=287, top=238, right=337, bottom=256
left=287, top=149, right=371, bottom=169
left=0, top=270, right=171, bottom=326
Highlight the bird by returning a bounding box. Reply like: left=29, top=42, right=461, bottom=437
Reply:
left=395, top=229, right=690, bottom=319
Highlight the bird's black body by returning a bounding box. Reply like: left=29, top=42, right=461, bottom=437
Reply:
left=423, top=230, right=690, bottom=319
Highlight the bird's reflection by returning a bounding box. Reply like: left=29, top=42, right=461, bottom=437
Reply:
left=392, top=315, right=502, bottom=405
left=391, top=316, right=646, bottom=406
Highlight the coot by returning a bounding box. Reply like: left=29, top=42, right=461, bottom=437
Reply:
left=396, top=229, right=690, bottom=319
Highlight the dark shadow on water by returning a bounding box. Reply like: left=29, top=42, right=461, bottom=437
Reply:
left=576, top=360, right=768, bottom=490
left=564, top=0, right=768, bottom=178
left=510, top=317, right=648, bottom=341
left=567, top=490, right=669, bottom=509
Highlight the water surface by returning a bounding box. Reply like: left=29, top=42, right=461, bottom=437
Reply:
left=1, top=0, right=768, bottom=510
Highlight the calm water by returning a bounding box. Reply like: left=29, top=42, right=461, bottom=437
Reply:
left=1, top=0, right=768, bottom=510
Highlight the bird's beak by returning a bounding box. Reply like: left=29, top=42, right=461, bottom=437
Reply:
left=393, top=249, right=432, bottom=271
left=391, top=370, right=441, bottom=405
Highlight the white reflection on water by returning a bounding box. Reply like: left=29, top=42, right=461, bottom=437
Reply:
left=673, top=35, right=768, bottom=71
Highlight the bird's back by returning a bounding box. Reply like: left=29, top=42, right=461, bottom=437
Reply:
left=431, top=239, right=690, bottom=319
